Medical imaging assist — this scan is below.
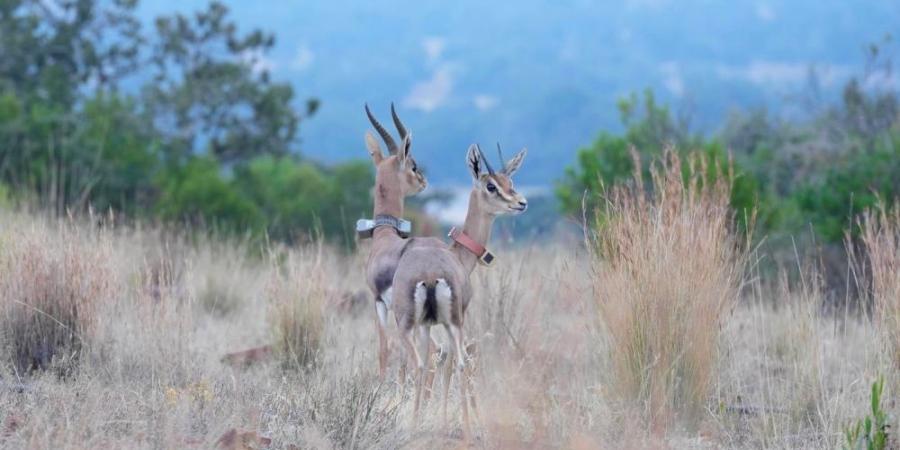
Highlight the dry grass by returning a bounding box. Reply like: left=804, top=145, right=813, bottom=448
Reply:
left=0, top=218, right=115, bottom=375
left=860, top=205, right=900, bottom=369
left=0, top=200, right=896, bottom=448
left=193, top=247, right=253, bottom=318
left=589, top=149, right=746, bottom=430
left=715, top=264, right=836, bottom=448
left=266, top=242, right=337, bottom=371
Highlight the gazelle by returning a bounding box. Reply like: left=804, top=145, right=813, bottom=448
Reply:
left=361, top=103, right=442, bottom=379
left=391, top=143, right=527, bottom=438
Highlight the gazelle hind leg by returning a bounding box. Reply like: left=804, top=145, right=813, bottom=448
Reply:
left=448, top=324, right=471, bottom=441
left=398, top=327, right=421, bottom=424
left=422, top=335, right=439, bottom=403
left=414, top=325, right=431, bottom=413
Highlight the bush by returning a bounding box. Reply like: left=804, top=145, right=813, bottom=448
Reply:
left=156, top=156, right=373, bottom=244
left=589, top=149, right=746, bottom=430
left=557, top=91, right=765, bottom=233
left=0, top=221, right=115, bottom=375
left=797, top=133, right=900, bottom=243
left=299, top=371, right=402, bottom=448
left=235, top=156, right=372, bottom=243
left=157, top=156, right=264, bottom=234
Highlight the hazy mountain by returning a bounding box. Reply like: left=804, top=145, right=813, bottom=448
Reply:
left=137, top=0, right=900, bottom=185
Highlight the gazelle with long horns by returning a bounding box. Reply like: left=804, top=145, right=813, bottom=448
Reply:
left=360, top=103, right=442, bottom=379
left=391, top=144, right=528, bottom=437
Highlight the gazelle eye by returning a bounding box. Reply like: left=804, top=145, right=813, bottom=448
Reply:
left=486, top=183, right=497, bottom=193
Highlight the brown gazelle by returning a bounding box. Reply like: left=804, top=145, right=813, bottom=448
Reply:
left=361, top=103, right=439, bottom=379
left=391, top=144, right=527, bottom=437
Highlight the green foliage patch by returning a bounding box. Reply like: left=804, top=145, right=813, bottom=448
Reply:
left=844, top=376, right=892, bottom=450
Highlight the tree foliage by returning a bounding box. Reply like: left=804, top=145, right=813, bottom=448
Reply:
left=559, top=42, right=900, bottom=244
left=0, top=0, right=371, bottom=243
left=556, top=90, right=763, bottom=231
left=144, top=2, right=306, bottom=165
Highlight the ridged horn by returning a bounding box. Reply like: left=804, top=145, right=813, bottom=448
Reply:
left=365, top=103, right=398, bottom=154
left=476, top=144, right=495, bottom=175
left=390, top=102, right=408, bottom=140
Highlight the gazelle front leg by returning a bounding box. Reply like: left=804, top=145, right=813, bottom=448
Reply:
left=375, top=299, right=390, bottom=380
left=440, top=329, right=454, bottom=425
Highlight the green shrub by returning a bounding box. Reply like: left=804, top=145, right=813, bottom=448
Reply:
left=231, top=156, right=372, bottom=243
left=157, top=156, right=264, bottom=234
left=795, top=133, right=900, bottom=243
left=844, top=376, right=891, bottom=450
left=557, top=90, right=767, bottom=232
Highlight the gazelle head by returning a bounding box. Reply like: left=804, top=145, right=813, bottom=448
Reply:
left=466, top=143, right=528, bottom=216
left=365, top=103, right=427, bottom=197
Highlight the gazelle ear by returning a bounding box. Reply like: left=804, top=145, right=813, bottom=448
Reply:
left=466, top=144, right=482, bottom=182
left=398, top=133, right=412, bottom=168
left=365, top=132, right=383, bottom=164
left=502, top=148, right=527, bottom=176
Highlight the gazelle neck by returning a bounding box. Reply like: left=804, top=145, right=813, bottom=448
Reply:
left=451, top=190, right=496, bottom=274
left=372, top=172, right=404, bottom=240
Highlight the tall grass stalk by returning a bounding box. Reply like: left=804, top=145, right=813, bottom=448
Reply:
left=590, top=148, right=747, bottom=430
left=860, top=205, right=900, bottom=369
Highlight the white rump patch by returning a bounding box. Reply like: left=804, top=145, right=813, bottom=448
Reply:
left=435, top=278, right=452, bottom=323
left=381, top=287, right=393, bottom=308
left=413, top=281, right=427, bottom=322
left=412, top=279, right=453, bottom=323
left=375, top=300, right=388, bottom=327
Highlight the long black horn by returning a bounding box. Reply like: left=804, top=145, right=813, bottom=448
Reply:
left=365, top=103, right=398, bottom=154
left=476, top=144, right=495, bottom=175
left=496, top=142, right=505, bottom=173
left=390, top=102, right=408, bottom=140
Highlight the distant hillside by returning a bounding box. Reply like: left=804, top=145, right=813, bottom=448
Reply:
left=137, top=0, right=900, bottom=185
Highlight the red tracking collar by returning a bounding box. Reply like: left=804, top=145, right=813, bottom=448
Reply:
left=448, top=227, right=495, bottom=266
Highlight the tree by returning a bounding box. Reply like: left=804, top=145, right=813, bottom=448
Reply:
left=75, top=93, right=160, bottom=214
left=0, top=0, right=373, bottom=244
left=0, top=0, right=142, bottom=103
left=0, top=0, right=144, bottom=212
left=143, top=1, right=311, bottom=166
